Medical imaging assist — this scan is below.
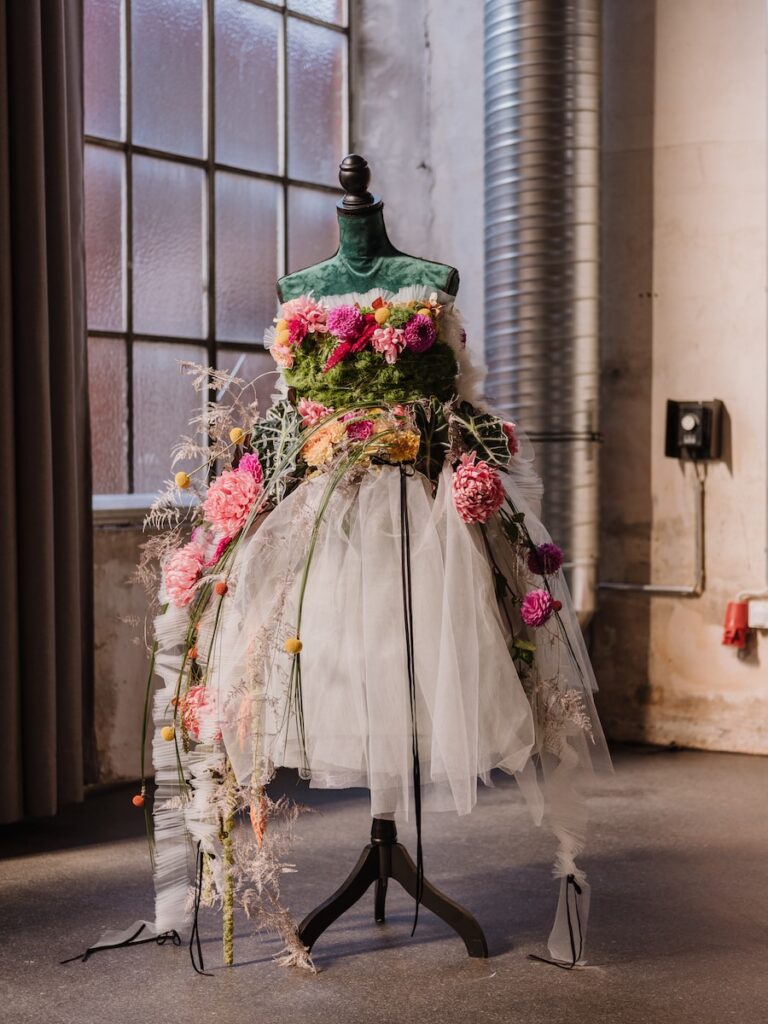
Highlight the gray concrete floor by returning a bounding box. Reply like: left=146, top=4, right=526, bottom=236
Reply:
left=0, top=746, right=766, bottom=1024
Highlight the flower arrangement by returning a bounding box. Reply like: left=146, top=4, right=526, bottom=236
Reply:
left=267, top=293, right=459, bottom=407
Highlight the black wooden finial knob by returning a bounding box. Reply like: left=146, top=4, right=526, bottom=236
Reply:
left=339, top=154, right=377, bottom=210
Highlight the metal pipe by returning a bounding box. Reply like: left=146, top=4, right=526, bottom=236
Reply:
left=483, top=0, right=601, bottom=625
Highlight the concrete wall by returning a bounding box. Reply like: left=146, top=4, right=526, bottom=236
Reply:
left=594, top=0, right=768, bottom=752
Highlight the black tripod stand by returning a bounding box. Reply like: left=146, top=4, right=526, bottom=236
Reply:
left=298, top=817, right=488, bottom=957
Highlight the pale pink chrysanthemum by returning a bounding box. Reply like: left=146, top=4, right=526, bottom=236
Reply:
left=180, top=684, right=221, bottom=742
left=502, top=421, right=520, bottom=458
left=520, top=588, right=557, bottom=627
left=163, top=542, right=206, bottom=608
left=298, top=397, right=334, bottom=426
left=371, top=325, right=405, bottom=365
left=451, top=452, right=505, bottom=524
left=281, top=295, right=327, bottom=339
left=270, top=340, right=295, bottom=368
left=202, top=467, right=262, bottom=536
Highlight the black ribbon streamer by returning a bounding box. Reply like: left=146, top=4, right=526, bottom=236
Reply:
left=60, top=925, right=181, bottom=965
left=189, top=841, right=211, bottom=976
left=399, top=464, right=424, bottom=935
left=527, top=874, right=584, bottom=970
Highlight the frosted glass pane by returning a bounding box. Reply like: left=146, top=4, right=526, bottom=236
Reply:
left=287, top=21, right=346, bottom=185
left=132, top=0, right=205, bottom=158
left=133, top=157, right=206, bottom=337
left=288, top=186, right=338, bottom=272
left=84, top=0, right=123, bottom=139
left=218, top=348, right=281, bottom=421
left=133, top=343, right=207, bottom=493
left=88, top=338, right=128, bottom=494
left=288, top=0, right=346, bottom=25
left=215, top=0, right=280, bottom=173
left=216, top=174, right=279, bottom=343
left=84, top=145, right=125, bottom=331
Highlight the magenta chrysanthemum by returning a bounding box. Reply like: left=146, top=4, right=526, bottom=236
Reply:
left=520, top=588, right=556, bottom=627
left=502, top=421, right=520, bottom=458
left=527, top=542, right=564, bottom=576
left=343, top=414, right=375, bottom=441
left=298, top=397, right=334, bottom=426
left=180, top=684, right=221, bottom=742
left=326, top=304, right=365, bottom=342
left=164, top=542, right=205, bottom=608
left=403, top=313, right=436, bottom=353
left=451, top=453, right=505, bottom=524
left=202, top=467, right=261, bottom=536
left=237, top=453, right=263, bottom=485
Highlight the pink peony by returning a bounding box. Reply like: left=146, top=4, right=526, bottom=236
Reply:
left=202, top=467, right=261, bottom=536
left=180, top=684, right=221, bottom=742
left=502, top=421, right=520, bottom=458
left=271, top=340, right=295, bottom=368
left=164, top=542, right=205, bottom=608
left=451, top=453, right=506, bottom=524
left=527, top=542, right=564, bottom=576
left=237, top=452, right=263, bottom=485
left=326, top=304, right=365, bottom=342
left=403, top=313, right=436, bottom=353
left=298, top=397, right=334, bottom=426
left=343, top=413, right=375, bottom=441
left=520, top=588, right=557, bottom=627
left=372, top=325, right=406, bottom=365
left=281, top=295, right=327, bottom=340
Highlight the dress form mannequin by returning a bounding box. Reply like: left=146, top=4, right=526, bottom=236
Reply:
left=290, top=155, right=487, bottom=959
left=277, top=154, right=460, bottom=302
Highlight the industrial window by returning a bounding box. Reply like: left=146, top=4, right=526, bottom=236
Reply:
left=84, top=0, right=350, bottom=498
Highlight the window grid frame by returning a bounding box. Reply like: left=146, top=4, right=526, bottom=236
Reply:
left=86, top=0, right=351, bottom=496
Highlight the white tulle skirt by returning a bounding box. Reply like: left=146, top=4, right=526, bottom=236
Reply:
left=202, top=457, right=608, bottom=829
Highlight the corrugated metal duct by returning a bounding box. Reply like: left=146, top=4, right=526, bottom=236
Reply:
left=483, top=0, right=601, bottom=622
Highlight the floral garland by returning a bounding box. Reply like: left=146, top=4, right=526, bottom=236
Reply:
left=267, top=293, right=460, bottom=407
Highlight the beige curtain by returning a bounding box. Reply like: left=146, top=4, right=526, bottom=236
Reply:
left=0, top=0, right=93, bottom=822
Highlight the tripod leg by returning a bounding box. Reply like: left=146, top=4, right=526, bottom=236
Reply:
left=298, top=844, right=380, bottom=952
left=390, top=844, right=489, bottom=958
left=374, top=877, right=388, bottom=923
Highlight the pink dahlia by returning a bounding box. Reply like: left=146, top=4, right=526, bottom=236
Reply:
left=237, top=452, right=264, bottom=485
left=326, top=304, right=365, bottom=342
left=502, top=421, right=520, bottom=458
left=164, top=542, right=205, bottom=608
left=298, top=397, right=334, bottom=426
left=527, top=542, right=564, bottom=576
left=281, top=295, right=327, bottom=341
left=180, top=684, right=221, bottom=742
left=372, top=325, right=406, bottom=365
left=403, top=313, right=436, bottom=353
left=203, top=467, right=261, bottom=536
left=451, top=453, right=505, bottom=524
left=520, top=588, right=557, bottom=627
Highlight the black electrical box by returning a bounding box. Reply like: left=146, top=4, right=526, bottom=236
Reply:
left=665, top=400, right=723, bottom=460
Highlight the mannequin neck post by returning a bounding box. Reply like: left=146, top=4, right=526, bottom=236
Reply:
left=336, top=206, right=401, bottom=260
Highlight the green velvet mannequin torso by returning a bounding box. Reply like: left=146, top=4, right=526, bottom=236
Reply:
left=277, top=204, right=460, bottom=302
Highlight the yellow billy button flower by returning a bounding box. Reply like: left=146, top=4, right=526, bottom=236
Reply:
left=161, top=725, right=175, bottom=742
left=374, top=305, right=391, bottom=324
left=276, top=328, right=291, bottom=345
left=417, top=307, right=432, bottom=317
left=229, top=427, right=246, bottom=445
left=175, top=471, right=191, bottom=490
left=284, top=637, right=303, bottom=655
left=275, top=318, right=289, bottom=332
